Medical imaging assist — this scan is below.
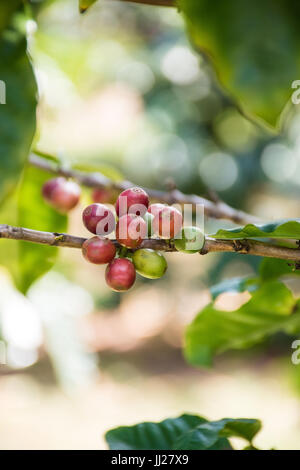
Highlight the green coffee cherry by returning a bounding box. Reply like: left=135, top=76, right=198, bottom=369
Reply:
left=174, top=226, right=205, bottom=254
left=143, top=212, right=154, bottom=237
left=132, top=248, right=167, bottom=279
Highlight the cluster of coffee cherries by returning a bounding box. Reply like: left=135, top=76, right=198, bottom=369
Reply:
left=42, top=177, right=205, bottom=292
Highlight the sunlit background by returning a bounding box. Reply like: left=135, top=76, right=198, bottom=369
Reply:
left=1, top=0, right=300, bottom=450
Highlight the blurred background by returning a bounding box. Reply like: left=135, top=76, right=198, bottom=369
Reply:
left=1, top=0, right=300, bottom=449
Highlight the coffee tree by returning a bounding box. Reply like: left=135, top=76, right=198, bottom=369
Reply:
left=1, top=0, right=300, bottom=450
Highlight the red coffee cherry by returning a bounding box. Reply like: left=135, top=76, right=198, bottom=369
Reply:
left=116, top=214, right=147, bottom=249
left=116, top=187, right=149, bottom=217
left=82, top=203, right=115, bottom=235
left=105, top=258, right=136, bottom=292
left=42, top=177, right=80, bottom=213
left=92, top=188, right=116, bottom=204
left=148, top=203, right=166, bottom=217
left=152, top=206, right=183, bottom=239
left=82, top=236, right=116, bottom=264
left=42, top=178, right=61, bottom=201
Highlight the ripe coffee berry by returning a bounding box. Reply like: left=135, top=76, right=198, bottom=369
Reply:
left=92, top=188, right=116, bottom=204
left=116, top=187, right=149, bottom=217
left=82, top=236, right=116, bottom=264
left=132, top=249, right=167, bottom=279
left=42, top=177, right=80, bottom=213
left=148, top=203, right=166, bottom=217
left=152, top=206, right=182, bottom=239
left=116, top=214, right=147, bottom=249
left=82, top=203, right=115, bottom=235
left=105, top=258, right=136, bottom=292
left=174, top=226, right=205, bottom=254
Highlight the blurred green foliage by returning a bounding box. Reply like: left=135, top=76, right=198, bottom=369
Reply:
left=0, top=0, right=21, bottom=34
left=180, top=0, right=300, bottom=127
left=185, top=280, right=300, bottom=367
left=0, top=23, right=37, bottom=204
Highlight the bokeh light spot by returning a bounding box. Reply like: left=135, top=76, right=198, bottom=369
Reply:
left=199, top=152, right=238, bottom=191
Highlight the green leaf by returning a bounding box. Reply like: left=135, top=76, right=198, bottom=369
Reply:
left=179, top=0, right=300, bottom=127
left=79, top=0, right=98, bottom=13
left=173, top=424, right=232, bottom=450
left=185, top=281, right=300, bottom=367
left=175, top=418, right=261, bottom=450
left=211, top=219, right=300, bottom=240
left=106, top=414, right=261, bottom=450
left=218, top=419, right=261, bottom=442
left=0, top=27, right=37, bottom=205
left=106, top=414, right=207, bottom=450
left=16, top=165, right=67, bottom=293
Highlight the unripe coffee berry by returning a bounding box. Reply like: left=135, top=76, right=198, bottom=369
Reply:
left=82, top=203, right=115, bottom=235
left=105, top=258, right=136, bottom=292
left=82, top=236, right=116, bottom=264
left=148, top=203, right=166, bottom=217
left=116, top=187, right=149, bottom=217
left=116, top=214, right=147, bottom=249
left=132, top=249, right=167, bottom=279
left=174, top=226, right=205, bottom=254
left=42, top=177, right=80, bottom=213
left=143, top=211, right=154, bottom=237
left=152, top=206, right=183, bottom=239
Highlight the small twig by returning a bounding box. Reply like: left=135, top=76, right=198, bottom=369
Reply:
left=1, top=225, right=300, bottom=261
left=206, top=189, right=221, bottom=204
left=29, top=153, right=259, bottom=225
